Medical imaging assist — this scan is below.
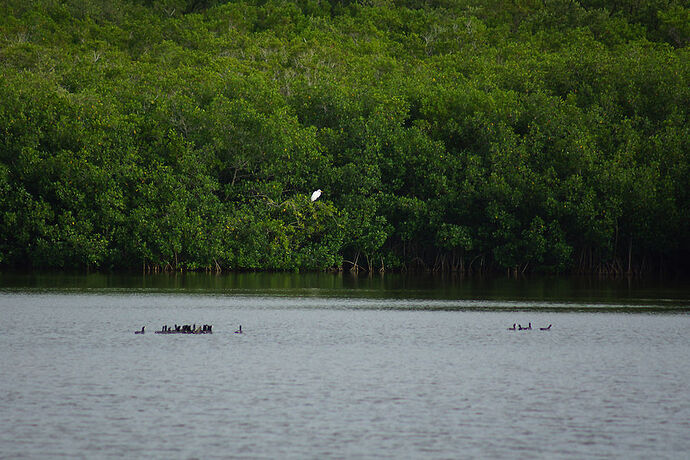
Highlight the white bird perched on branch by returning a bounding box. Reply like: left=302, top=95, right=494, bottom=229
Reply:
left=310, top=189, right=322, bottom=202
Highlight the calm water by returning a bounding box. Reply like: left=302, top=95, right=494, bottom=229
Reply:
left=1, top=273, right=689, bottom=459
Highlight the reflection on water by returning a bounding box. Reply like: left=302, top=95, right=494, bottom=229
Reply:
left=0, top=274, right=689, bottom=459
left=2, top=271, right=690, bottom=306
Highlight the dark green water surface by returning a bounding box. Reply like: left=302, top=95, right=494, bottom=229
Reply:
left=1, top=272, right=688, bottom=310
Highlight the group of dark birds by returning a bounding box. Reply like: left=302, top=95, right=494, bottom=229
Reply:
left=156, top=324, right=213, bottom=334
left=507, top=323, right=551, bottom=331
left=134, top=324, right=243, bottom=334
left=138, top=322, right=551, bottom=334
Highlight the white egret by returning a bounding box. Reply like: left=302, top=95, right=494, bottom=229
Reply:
left=310, top=189, right=322, bottom=202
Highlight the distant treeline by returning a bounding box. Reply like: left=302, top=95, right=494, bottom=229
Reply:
left=1, top=0, right=688, bottom=275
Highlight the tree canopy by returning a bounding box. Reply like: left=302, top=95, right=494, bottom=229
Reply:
left=1, top=0, right=688, bottom=275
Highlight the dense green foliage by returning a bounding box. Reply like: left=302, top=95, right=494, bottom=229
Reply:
left=1, top=0, right=688, bottom=274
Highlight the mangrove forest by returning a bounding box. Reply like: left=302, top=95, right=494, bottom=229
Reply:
left=1, top=0, right=688, bottom=274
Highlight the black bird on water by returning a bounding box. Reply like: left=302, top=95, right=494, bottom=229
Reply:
left=135, top=326, right=145, bottom=334
left=540, top=324, right=552, bottom=330
left=235, top=325, right=242, bottom=334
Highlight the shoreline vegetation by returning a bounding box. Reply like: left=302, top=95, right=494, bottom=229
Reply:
left=1, top=1, right=688, bottom=276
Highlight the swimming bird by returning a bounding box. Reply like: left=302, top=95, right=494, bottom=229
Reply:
left=540, top=324, right=552, bottom=330
left=526, top=322, right=532, bottom=330
left=235, top=325, right=242, bottom=334
left=508, top=324, right=516, bottom=330
left=135, top=326, right=145, bottom=334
